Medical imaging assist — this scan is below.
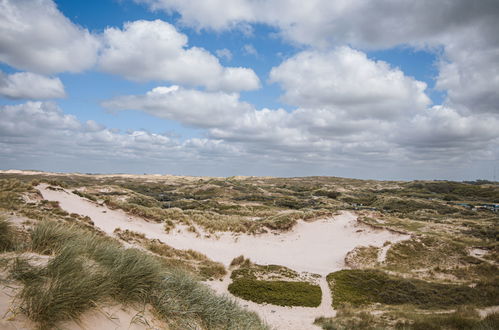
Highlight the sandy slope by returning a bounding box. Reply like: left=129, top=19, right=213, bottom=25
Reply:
left=37, top=184, right=409, bottom=329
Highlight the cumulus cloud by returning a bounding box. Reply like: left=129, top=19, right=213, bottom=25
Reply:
left=136, top=0, right=499, bottom=49
left=0, top=70, right=65, bottom=99
left=0, top=101, right=240, bottom=174
left=270, top=47, right=430, bottom=119
left=99, top=20, right=260, bottom=92
left=101, top=39, right=499, bottom=176
left=436, top=37, right=499, bottom=115
left=0, top=0, right=100, bottom=74
left=102, top=85, right=253, bottom=128
left=397, top=106, right=499, bottom=150
left=138, top=0, right=499, bottom=116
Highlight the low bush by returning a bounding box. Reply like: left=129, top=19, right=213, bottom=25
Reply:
left=228, top=278, right=321, bottom=307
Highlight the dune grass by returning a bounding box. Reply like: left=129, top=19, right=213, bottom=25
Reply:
left=14, top=220, right=267, bottom=329
left=327, top=269, right=499, bottom=309
left=396, top=311, right=499, bottom=330
left=0, top=217, right=16, bottom=251
left=114, top=228, right=226, bottom=280
left=314, top=306, right=499, bottom=330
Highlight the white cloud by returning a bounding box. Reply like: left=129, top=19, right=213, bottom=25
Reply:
left=0, top=0, right=100, bottom=74
left=243, top=44, right=258, bottom=56
left=99, top=20, right=260, bottom=92
left=0, top=101, right=239, bottom=174
left=136, top=0, right=254, bottom=31
left=0, top=70, right=65, bottom=99
left=396, top=106, right=499, bottom=150
left=270, top=47, right=430, bottom=119
left=436, top=37, right=499, bottom=115
left=103, top=85, right=253, bottom=128
left=215, top=48, right=233, bottom=61
left=136, top=0, right=499, bottom=49
left=138, top=0, right=499, bottom=116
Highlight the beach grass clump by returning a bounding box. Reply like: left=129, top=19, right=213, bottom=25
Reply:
left=228, top=278, right=321, bottom=307
left=19, top=247, right=110, bottom=329
left=16, top=220, right=266, bottom=329
left=327, top=269, right=499, bottom=308
left=0, top=179, right=34, bottom=211
left=153, top=270, right=266, bottom=329
left=0, top=217, right=16, bottom=251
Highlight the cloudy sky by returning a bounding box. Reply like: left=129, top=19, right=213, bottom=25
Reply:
left=1, top=0, right=498, bottom=180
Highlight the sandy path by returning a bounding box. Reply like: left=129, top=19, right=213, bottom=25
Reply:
left=37, top=184, right=409, bottom=329
left=378, top=244, right=391, bottom=263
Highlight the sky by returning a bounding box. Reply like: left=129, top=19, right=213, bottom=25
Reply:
left=0, top=0, right=498, bottom=180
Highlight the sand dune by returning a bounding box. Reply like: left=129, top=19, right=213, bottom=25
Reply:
left=37, top=184, right=409, bottom=329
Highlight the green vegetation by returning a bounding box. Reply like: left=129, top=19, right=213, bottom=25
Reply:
left=1, top=172, right=498, bottom=328
left=228, top=279, right=321, bottom=307
left=11, top=221, right=267, bottom=329
left=327, top=270, right=499, bottom=308
left=228, top=262, right=321, bottom=307
left=315, top=306, right=499, bottom=330
left=396, top=310, right=499, bottom=330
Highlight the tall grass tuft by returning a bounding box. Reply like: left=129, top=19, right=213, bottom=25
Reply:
left=20, top=246, right=110, bottom=329
left=0, top=217, right=16, bottom=251
left=152, top=270, right=266, bottom=329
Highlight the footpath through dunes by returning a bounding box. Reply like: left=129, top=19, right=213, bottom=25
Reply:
left=37, top=184, right=409, bottom=329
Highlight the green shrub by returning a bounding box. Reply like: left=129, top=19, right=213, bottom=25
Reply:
left=228, top=279, right=321, bottom=307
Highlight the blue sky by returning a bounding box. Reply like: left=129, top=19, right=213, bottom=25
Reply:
left=0, top=0, right=498, bottom=180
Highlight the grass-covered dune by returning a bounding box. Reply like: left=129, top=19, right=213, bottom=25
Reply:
left=327, top=269, right=499, bottom=309
left=6, top=220, right=268, bottom=330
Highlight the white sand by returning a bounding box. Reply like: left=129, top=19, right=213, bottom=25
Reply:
left=37, top=184, right=409, bottom=329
